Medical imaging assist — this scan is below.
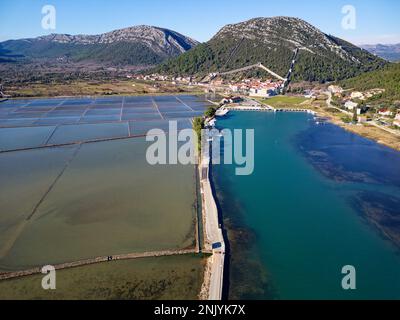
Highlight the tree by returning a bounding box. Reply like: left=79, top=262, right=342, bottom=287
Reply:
left=193, top=117, right=204, bottom=151
left=205, top=106, right=217, bottom=118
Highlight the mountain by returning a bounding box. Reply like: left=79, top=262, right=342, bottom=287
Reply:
left=360, top=44, right=400, bottom=62
left=0, top=25, right=199, bottom=67
left=157, top=17, right=387, bottom=82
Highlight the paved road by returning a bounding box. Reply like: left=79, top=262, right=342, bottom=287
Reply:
left=208, top=250, right=225, bottom=300
left=326, top=91, right=352, bottom=115
left=200, top=140, right=225, bottom=300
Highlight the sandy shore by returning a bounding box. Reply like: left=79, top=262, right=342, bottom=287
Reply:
left=312, top=108, right=400, bottom=152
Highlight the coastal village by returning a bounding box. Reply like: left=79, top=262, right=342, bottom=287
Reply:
left=132, top=73, right=282, bottom=98
left=133, top=72, right=400, bottom=131
left=327, top=85, right=400, bottom=128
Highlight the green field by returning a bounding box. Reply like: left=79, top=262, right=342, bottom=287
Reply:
left=257, top=95, right=310, bottom=108
left=0, top=255, right=206, bottom=300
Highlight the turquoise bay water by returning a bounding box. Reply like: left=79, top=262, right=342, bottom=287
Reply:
left=213, top=112, right=400, bottom=300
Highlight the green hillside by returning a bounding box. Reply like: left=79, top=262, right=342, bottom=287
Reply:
left=340, top=63, right=400, bottom=102
left=0, top=25, right=199, bottom=67
left=157, top=17, right=386, bottom=83
left=1, top=41, right=167, bottom=66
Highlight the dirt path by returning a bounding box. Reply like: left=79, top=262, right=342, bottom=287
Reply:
left=0, top=249, right=197, bottom=281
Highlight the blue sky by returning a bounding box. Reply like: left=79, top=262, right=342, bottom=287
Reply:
left=0, top=0, right=399, bottom=44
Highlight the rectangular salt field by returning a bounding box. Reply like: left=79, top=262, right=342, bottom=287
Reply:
left=85, top=109, right=121, bottom=116
left=80, top=115, right=121, bottom=123
left=18, top=107, right=53, bottom=112
left=124, top=96, right=153, bottom=103
left=163, top=111, right=204, bottom=120
left=61, top=100, right=92, bottom=106
left=0, top=126, right=56, bottom=151
left=129, top=119, right=192, bottom=136
left=153, top=96, right=178, bottom=102
left=0, top=255, right=206, bottom=300
left=48, top=122, right=129, bottom=145
left=122, top=113, right=162, bottom=121
left=186, top=102, right=210, bottom=108
left=0, top=95, right=204, bottom=272
left=122, top=107, right=155, bottom=113
left=124, top=102, right=155, bottom=108
left=46, top=110, right=84, bottom=117
left=0, top=137, right=197, bottom=271
left=188, top=105, right=209, bottom=112
left=4, top=112, right=45, bottom=119
left=0, top=146, right=77, bottom=262
left=0, top=119, right=36, bottom=128
left=27, top=100, right=63, bottom=106
left=34, top=117, right=80, bottom=126
left=0, top=95, right=205, bottom=124
left=94, top=98, right=124, bottom=104
left=158, top=105, right=192, bottom=113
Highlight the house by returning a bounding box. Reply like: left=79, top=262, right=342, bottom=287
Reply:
left=249, top=88, right=277, bottom=98
left=230, top=96, right=243, bottom=103
left=344, top=101, right=358, bottom=111
left=249, top=88, right=266, bottom=97
left=365, top=88, right=385, bottom=99
left=328, top=85, right=343, bottom=94
left=351, top=91, right=365, bottom=100
left=220, top=98, right=230, bottom=105
left=394, top=114, right=400, bottom=127
left=378, top=109, right=393, bottom=117
left=229, top=85, right=239, bottom=92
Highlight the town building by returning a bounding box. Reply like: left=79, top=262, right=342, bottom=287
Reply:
left=228, top=78, right=281, bottom=97
left=328, top=85, right=343, bottom=94
left=350, top=91, right=365, bottom=100
left=378, top=109, right=393, bottom=117
left=344, top=101, right=358, bottom=111
left=393, top=113, right=400, bottom=127
left=364, top=88, right=385, bottom=99
left=249, top=88, right=277, bottom=98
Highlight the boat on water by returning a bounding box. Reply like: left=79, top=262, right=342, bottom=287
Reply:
left=215, top=107, right=229, bottom=117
